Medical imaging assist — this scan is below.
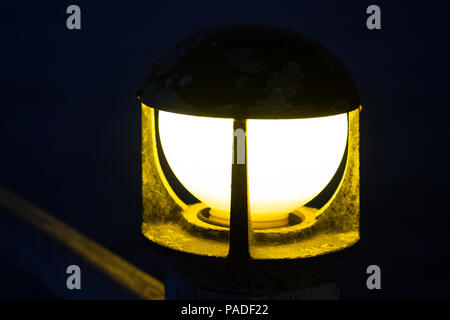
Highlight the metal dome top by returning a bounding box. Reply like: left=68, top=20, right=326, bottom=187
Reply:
left=139, top=24, right=360, bottom=119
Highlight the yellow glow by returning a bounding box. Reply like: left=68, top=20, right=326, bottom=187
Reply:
left=158, top=111, right=348, bottom=225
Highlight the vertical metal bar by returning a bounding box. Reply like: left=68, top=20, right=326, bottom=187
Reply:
left=228, top=119, right=252, bottom=261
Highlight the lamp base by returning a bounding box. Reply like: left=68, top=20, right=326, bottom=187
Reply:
left=165, top=257, right=338, bottom=299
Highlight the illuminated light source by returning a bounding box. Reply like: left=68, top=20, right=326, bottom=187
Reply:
left=158, top=111, right=348, bottom=228
left=137, top=24, right=361, bottom=261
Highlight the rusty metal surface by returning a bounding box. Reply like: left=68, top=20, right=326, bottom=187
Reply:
left=139, top=25, right=360, bottom=119
left=141, top=106, right=360, bottom=259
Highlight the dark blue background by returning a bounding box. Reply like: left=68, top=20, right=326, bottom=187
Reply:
left=1, top=0, right=449, bottom=299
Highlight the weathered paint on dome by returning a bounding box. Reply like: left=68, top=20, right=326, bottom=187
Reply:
left=139, top=24, right=360, bottom=119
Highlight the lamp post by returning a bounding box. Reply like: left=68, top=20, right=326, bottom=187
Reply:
left=137, top=25, right=361, bottom=298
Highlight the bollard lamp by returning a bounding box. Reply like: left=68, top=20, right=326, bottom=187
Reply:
left=137, top=25, right=361, bottom=261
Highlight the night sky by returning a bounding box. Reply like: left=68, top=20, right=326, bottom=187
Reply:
left=1, top=0, right=450, bottom=299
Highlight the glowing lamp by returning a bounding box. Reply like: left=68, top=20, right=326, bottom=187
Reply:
left=138, top=25, right=361, bottom=260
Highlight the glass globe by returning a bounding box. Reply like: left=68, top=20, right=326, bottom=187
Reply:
left=158, top=110, right=348, bottom=228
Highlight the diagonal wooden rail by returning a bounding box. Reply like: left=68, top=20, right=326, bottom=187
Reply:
left=0, top=186, right=165, bottom=300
